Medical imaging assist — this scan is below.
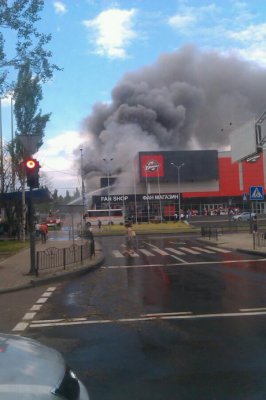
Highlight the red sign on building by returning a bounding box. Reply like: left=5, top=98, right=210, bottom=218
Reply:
left=140, top=154, right=164, bottom=178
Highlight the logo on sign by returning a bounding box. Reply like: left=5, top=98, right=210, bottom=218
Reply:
left=250, top=186, right=264, bottom=201
left=141, top=154, right=164, bottom=178
left=145, top=160, right=159, bottom=172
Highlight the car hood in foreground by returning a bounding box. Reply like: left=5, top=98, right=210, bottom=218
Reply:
left=0, top=333, right=65, bottom=387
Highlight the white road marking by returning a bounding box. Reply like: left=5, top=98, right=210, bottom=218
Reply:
left=191, top=247, right=215, bottom=254
left=141, top=311, right=192, bottom=317
left=47, top=287, right=56, bottom=292
left=127, top=251, right=139, bottom=257
left=29, top=310, right=266, bottom=329
left=102, top=264, right=163, bottom=269
left=12, top=322, right=29, bottom=332
left=22, top=312, right=36, bottom=320
left=31, top=317, right=87, bottom=324
left=165, top=247, right=185, bottom=255
left=112, top=250, right=124, bottom=258
left=144, top=242, right=170, bottom=256
left=169, top=255, right=188, bottom=263
left=139, top=249, right=155, bottom=256
left=12, top=286, right=57, bottom=333
left=113, top=245, right=230, bottom=258
left=204, top=246, right=231, bottom=253
left=102, top=257, right=266, bottom=269
left=165, top=248, right=187, bottom=263
left=151, top=248, right=170, bottom=256
left=30, top=305, right=42, bottom=311
left=179, top=247, right=200, bottom=254
left=36, top=297, right=48, bottom=304
left=42, top=292, right=53, bottom=298
left=240, top=307, right=266, bottom=312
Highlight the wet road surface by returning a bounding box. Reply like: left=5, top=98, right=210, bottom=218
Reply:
left=10, top=234, right=266, bottom=399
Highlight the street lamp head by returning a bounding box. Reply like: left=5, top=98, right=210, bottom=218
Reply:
left=171, top=162, right=185, bottom=168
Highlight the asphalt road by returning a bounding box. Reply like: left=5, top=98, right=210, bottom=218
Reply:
left=1, top=234, right=266, bottom=399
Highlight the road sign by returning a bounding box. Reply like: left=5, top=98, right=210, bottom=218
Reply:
left=243, top=193, right=247, bottom=201
left=250, top=186, right=264, bottom=201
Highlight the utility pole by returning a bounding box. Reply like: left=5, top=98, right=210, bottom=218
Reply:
left=0, top=98, right=4, bottom=194
left=10, top=97, right=15, bottom=191
left=80, top=147, right=86, bottom=233
left=103, top=158, right=113, bottom=223
left=171, top=162, right=185, bottom=219
left=28, top=187, right=36, bottom=274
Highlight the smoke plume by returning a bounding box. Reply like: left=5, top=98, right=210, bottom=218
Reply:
left=78, top=45, right=266, bottom=192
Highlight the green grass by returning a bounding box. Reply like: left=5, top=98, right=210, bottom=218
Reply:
left=0, top=240, right=29, bottom=254
left=93, top=221, right=199, bottom=236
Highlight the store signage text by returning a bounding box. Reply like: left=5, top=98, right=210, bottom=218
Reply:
left=142, top=194, right=179, bottom=200
left=99, top=193, right=179, bottom=203
left=100, top=195, right=129, bottom=202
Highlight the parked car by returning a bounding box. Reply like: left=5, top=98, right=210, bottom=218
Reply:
left=0, top=333, right=89, bottom=400
left=232, top=212, right=256, bottom=221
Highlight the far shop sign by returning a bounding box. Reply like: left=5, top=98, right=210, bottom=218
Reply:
left=100, top=193, right=180, bottom=203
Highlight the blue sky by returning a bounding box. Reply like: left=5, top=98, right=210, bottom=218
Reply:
left=2, top=0, right=266, bottom=194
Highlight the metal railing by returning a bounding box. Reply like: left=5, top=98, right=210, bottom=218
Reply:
left=201, top=227, right=223, bottom=240
left=36, top=241, right=91, bottom=272
left=201, top=226, right=266, bottom=250
left=253, top=232, right=266, bottom=248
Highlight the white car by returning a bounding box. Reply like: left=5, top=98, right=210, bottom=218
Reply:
left=232, top=212, right=256, bottom=221
left=0, top=333, right=89, bottom=400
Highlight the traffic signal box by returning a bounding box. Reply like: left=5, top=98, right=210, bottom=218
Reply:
left=25, top=158, right=40, bottom=188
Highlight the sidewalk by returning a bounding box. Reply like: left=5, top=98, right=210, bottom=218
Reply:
left=0, top=238, right=104, bottom=294
left=199, top=231, right=266, bottom=256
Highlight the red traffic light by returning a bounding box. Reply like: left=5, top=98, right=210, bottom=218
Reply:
left=24, top=158, right=40, bottom=188
left=25, top=159, right=38, bottom=169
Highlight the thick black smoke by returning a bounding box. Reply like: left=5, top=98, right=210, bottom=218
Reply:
left=78, top=45, right=266, bottom=191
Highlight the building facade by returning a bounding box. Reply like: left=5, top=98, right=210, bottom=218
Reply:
left=91, top=149, right=266, bottom=219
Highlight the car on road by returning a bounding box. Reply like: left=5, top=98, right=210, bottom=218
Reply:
left=231, top=211, right=256, bottom=221
left=0, top=333, right=89, bottom=400
left=45, top=215, right=61, bottom=228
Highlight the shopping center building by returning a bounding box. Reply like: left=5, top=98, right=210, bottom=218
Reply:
left=91, top=149, right=266, bottom=220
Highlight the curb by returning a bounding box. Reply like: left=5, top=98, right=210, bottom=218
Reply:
left=197, top=236, right=266, bottom=257
left=0, top=253, right=105, bottom=295
left=235, top=248, right=266, bottom=257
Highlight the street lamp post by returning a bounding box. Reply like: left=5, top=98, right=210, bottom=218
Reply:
left=80, top=148, right=86, bottom=232
left=171, top=162, right=185, bottom=219
left=103, top=158, right=113, bottom=222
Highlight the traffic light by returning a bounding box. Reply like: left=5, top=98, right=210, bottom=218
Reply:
left=25, top=158, right=40, bottom=188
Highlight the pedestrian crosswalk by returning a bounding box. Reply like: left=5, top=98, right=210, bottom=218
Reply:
left=112, top=245, right=231, bottom=258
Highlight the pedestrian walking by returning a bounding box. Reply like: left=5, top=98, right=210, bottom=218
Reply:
left=123, top=223, right=136, bottom=256
left=97, top=219, right=102, bottom=230
left=40, top=223, right=48, bottom=243
left=35, top=223, right=41, bottom=240
left=90, top=235, right=95, bottom=258
left=84, top=222, right=95, bottom=258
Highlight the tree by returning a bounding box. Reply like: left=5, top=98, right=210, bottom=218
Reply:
left=65, top=190, right=71, bottom=203
left=73, top=187, right=81, bottom=199
left=0, top=144, right=23, bottom=236
left=0, top=0, right=60, bottom=93
left=13, top=61, right=51, bottom=146
left=12, top=62, right=50, bottom=243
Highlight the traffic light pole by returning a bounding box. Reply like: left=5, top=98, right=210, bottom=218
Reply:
left=28, top=187, right=37, bottom=275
